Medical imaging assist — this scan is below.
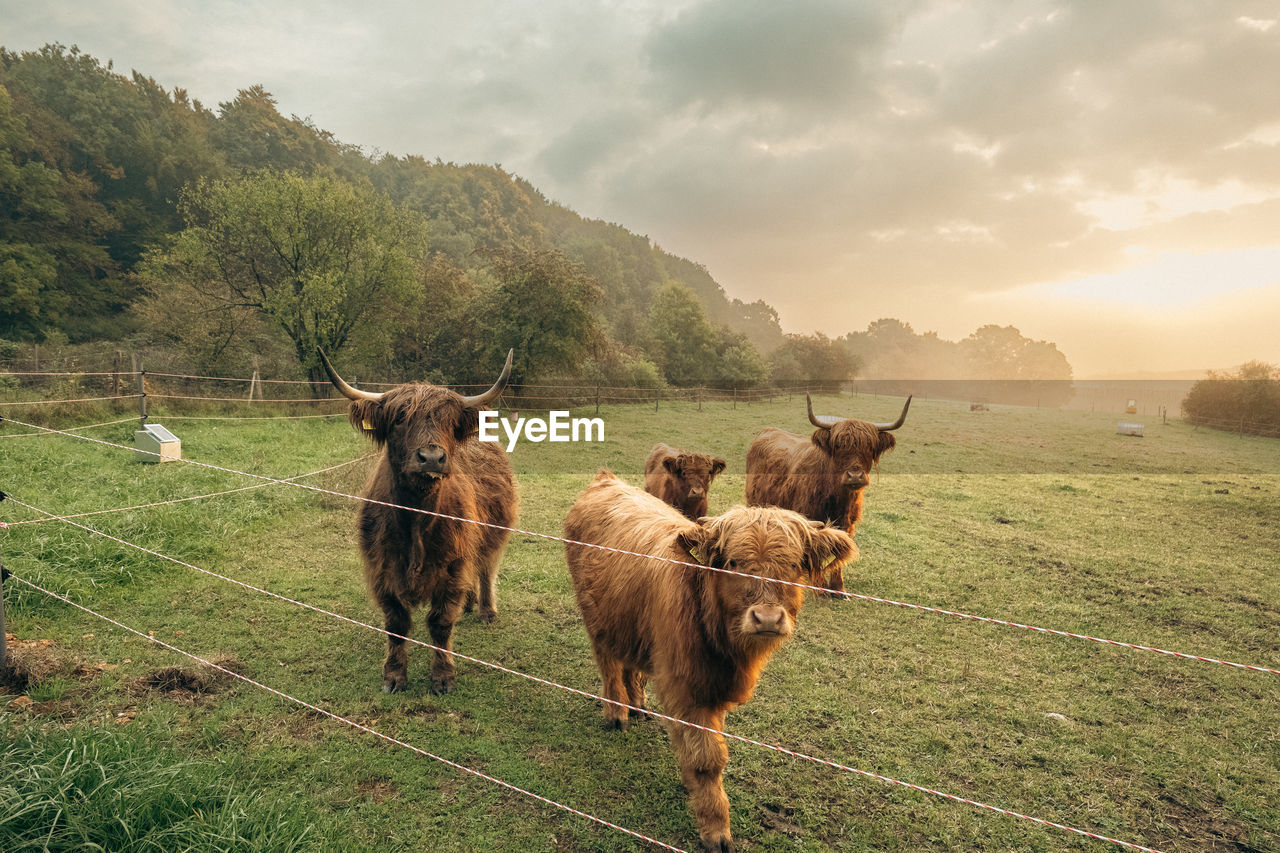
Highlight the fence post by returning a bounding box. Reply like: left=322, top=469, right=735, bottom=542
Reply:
left=1, top=492, right=7, bottom=673
left=136, top=361, right=147, bottom=427
left=595, top=386, right=599, bottom=416
left=655, top=389, right=659, bottom=413
left=112, top=350, right=122, bottom=397
left=0, top=561, right=7, bottom=676
left=698, top=386, right=702, bottom=412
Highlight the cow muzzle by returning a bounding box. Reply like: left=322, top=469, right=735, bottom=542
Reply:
left=412, top=445, right=449, bottom=478
left=745, top=604, right=791, bottom=637
left=842, top=470, right=869, bottom=489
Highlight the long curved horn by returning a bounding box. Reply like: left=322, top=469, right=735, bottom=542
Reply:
left=461, top=349, right=513, bottom=408
left=806, top=393, right=840, bottom=429
left=873, top=395, right=912, bottom=431
left=318, top=348, right=383, bottom=402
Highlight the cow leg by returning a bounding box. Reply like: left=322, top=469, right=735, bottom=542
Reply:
left=625, top=669, right=648, bottom=720
left=820, top=564, right=846, bottom=596
left=592, top=649, right=630, bottom=731
left=424, top=589, right=467, bottom=695
left=669, top=708, right=733, bottom=852
left=378, top=594, right=413, bottom=694
left=472, top=548, right=500, bottom=624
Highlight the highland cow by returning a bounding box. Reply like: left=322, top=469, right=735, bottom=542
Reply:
left=321, top=349, right=518, bottom=695
left=564, top=470, right=854, bottom=852
left=745, top=394, right=909, bottom=594
left=643, top=443, right=726, bottom=520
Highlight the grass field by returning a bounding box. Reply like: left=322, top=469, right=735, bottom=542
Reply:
left=2, top=392, right=1278, bottom=852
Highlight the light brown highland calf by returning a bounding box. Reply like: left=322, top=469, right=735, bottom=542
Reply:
left=746, top=394, right=910, bottom=594
left=321, top=349, right=518, bottom=695
left=643, top=442, right=726, bottom=520
left=564, top=470, right=855, bottom=852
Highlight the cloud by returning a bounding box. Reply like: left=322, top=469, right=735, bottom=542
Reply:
left=5, top=0, right=1280, bottom=373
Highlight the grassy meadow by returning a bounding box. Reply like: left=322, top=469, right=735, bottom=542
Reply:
left=1, top=392, right=1278, bottom=852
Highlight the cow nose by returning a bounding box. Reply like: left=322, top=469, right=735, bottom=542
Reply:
left=417, top=445, right=446, bottom=469
left=688, top=487, right=705, bottom=498
left=843, top=470, right=868, bottom=488
left=748, top=605, right=787, bottom=634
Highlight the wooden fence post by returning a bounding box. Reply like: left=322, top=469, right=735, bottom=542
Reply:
left=655, top=389, right=660, bottom=412
left=1, top=559, right=8, bottom=673
left=595, top=386, right=600, bottom=416
left=136, top=361, right=147, bottom=427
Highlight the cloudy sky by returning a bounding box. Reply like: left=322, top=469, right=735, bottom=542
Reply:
left=5, top=0, right=1280, bottom=376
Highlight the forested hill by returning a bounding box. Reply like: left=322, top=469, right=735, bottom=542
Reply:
left=2, top=43, right=1072, bottom=391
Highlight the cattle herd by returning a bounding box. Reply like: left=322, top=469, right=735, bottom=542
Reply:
left=320, top=350, right=910, bottom=853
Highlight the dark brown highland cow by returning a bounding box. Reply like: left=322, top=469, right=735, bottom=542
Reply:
left=745, top=394, right=910, bottom=594
left=643, top=443, right=727, bottom=520
left=321, top=349, right=518, bottom=695
left=564, top=470, right=854, bottom=853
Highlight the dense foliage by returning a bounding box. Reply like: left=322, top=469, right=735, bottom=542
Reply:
left=1, top=43, right=1076, bottom=393
left=1182, top=361, right=1280, bottom=436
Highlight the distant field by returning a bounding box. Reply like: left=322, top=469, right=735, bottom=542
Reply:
left=2, top=393, right=1278, bottom=852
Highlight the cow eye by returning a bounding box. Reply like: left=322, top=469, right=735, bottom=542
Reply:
left=727, top=559, right=737, bottom=569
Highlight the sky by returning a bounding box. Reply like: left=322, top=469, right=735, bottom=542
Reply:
left=4, top=0, right=1280, bottom=377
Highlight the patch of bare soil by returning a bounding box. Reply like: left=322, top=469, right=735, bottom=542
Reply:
left=129, top=654, right=245, bottom=705
left=355, top=776, right=400, bottom=803
left=1155, top=791, right=1268, bottom=853
left=757, top=802, right=805, bottom=838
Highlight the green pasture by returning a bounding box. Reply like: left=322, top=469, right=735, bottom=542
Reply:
left=1, top=393, right=1278, bottom=852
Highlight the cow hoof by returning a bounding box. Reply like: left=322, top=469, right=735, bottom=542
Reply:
left=699, top=832, right=733, bottom=853
left=477, top=609, right=498, bottom=624
left=381, top=673, right=408, bottom=694
left=627, top=706, right=648, bottom=719
left=430, top=675, right=456, bottom=695
left=603, top=717, right=628, bottom=732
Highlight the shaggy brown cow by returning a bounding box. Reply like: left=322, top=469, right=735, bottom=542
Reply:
left=321, top=349, right=518, bottom=695
left=564, top=470, right=854, bottom=852
left=643, top=443, right=727, bottom=520
left=745, top=394, right=910, bottom=594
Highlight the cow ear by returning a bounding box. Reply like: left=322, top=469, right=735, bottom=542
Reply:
left=663, top=456, right=680, bottom=475
left=711, top=458, right=727, bottom=476
left=350, top=399, right=388, bottom=445
left=455, top=405, right=482, bottom=440
left=804, top=522, right=857, bottom=579
left=675, top=525, right=709, bottom=564
left=875, top=430, right=897, bottom=458
left=810, top=429, right=832, bottom=452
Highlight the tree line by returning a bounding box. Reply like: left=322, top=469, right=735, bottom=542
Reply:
left=2, top=44, right=1075, bottom=395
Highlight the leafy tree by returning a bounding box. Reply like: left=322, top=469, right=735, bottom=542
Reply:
left=137, top=170, right=428, bottom=387
left=1182, top=361, right=1280, bottom=435
left=712, top=326, right=768, bottom=389
left=769, top=333, right=858, bottom=390
left=470, top=247, right=603, bottom=386
left=648, top=281, right=718, bottom=386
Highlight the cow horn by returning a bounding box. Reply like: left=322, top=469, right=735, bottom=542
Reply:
left=461, top=349, right=513, bottom=408
left=872, top=395, right=912, bottom=431
left=318, top=348, right=384, bottom=402
left=806, top=393, right=840, bottom=430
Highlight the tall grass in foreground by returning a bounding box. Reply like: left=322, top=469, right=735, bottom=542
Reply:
left=0, top=721, right=327, bottom=852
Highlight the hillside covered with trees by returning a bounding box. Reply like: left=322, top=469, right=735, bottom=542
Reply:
left=2, top=44, right=1074, bottom=393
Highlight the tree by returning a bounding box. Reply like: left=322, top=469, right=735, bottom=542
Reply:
left=470, top=247, right=603, bottom=386
left=1183, top=361, right=1280, bottom=435
left=769, top=333, right=857, bottom=390
left=648, top=281, right=719, bottom=386
left=713, top=326, right=768, bottom=389
left=137, top=170, right=428, bottom=387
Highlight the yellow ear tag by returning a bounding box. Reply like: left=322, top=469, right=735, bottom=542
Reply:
left=821, top=554, right=839, bottom=569
left=362, top=419, right=373, bottom=431
left=688, top=546, right=703, bottom=563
